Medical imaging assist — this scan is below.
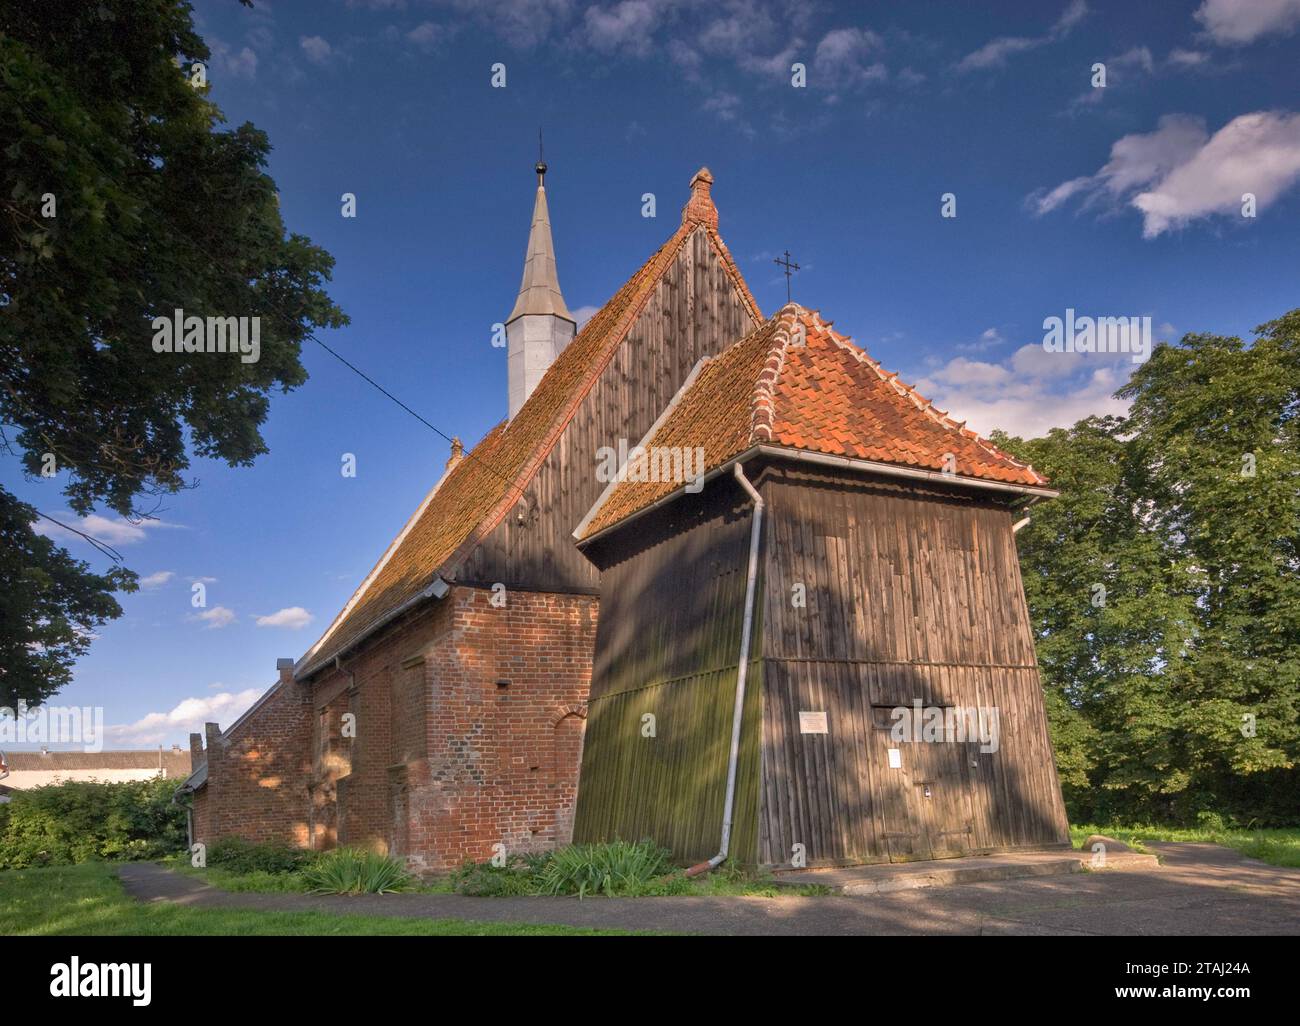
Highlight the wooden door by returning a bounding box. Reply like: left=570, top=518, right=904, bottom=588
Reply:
left=913, top=732, right=974, bottom=859
left=869, top=705, right=931, bottom=862
left=869, top=704, right=979, bottom=862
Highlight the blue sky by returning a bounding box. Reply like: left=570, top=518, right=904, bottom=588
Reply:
left=5, top=0, right=1299, bottom=749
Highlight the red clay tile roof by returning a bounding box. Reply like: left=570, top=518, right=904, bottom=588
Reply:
left=297, top=186, right=759, bottom=678
left=577, top=304, right=1050, bottom=540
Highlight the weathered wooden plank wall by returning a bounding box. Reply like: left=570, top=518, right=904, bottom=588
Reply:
left=573, top=482, right=763, bottom=864
left=757, top=465, right=1071, bottom=867
left=461, top=228, right=758, bottom=594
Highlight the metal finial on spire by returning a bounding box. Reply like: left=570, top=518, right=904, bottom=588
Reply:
left=535, top=128, right=547, bottom=183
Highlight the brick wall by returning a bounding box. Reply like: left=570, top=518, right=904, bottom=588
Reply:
left=400, top=584, right=597, bottom=873
left=188, top=666, right=314, bottom=848
left=190, top=584, right=598, bottom=874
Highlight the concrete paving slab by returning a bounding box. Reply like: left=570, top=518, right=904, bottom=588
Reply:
left=770, top=851, right=1084, bottom=894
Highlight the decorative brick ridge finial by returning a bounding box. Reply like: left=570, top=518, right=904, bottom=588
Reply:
left=682, top=166, right=718, bottom=228
left=446, top=436, right=464, bottom=472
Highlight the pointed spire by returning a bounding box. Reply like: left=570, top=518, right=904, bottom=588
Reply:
left=506, top=156, right=577, bottom=421
left=507, top=156, right=574, bottom=324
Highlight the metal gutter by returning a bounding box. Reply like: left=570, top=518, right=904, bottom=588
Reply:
left=751, top=446, right=1060, bottom=499
left=576, top=444, right=1058, bottom=548
left=295, top=574, right=449, bottom=681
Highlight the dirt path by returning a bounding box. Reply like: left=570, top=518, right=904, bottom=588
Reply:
left=116, top=843, right=1300, bottom=936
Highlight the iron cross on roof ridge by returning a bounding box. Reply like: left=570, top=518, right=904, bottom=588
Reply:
left=774, top=250, right=800, bottom=302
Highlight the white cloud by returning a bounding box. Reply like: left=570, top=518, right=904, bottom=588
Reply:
left=702, top=91, right=743, bottom=121
left=103, top=688, right=265, bottom=747
left=434, top=0, right=576, bottom=50
left=1068, top=48, right=1159, bottom=109
left=300, top=35, right=334, bottom=64
left=1033, top=110, right=1300, bottom=237
left=956, top=35, right=1039, bottom=72
left=208, top=39, right=258, bottom=80
left=1194, top=0, right=1300, bottom=44
left=406, top=21, right=448, bottom=49
left=1071, top=46, right=1219, bottom=110
left=138, top=570, right=175, bottom=589
left=698, top=3, right=783, bottom=59
left=957, top=328, right=1006, bottom=353
left=571, top=305, right=600, bottom=330
left=255, top=606, right=315, bottom=629
left=957, top=0, right=1087, bottom=72
left=667, top=38, right=703, bottom=75
left=739, top=41, right=802, bottom=80
left=190, top=606, right=236, bottom=629
left=700, top=90, right=756, bottom=136
left=1168, top=47, right=1212, bottom=67
left=913, top=337, right=1142, bottom=440
left=813, top=27, right=887, bottom=87
left=1134, top=111, right=1300, bottom=236
left=1053, top=0, right=1091, bottom=33
left=32, top=512, right=177, bottom=548
left=584, top=1, right=663, bottom=56
left=1111, top=45, right=1156, bottom=74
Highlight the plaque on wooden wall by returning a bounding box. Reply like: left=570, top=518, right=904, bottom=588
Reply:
left=798, top=711, right=828, bottom=734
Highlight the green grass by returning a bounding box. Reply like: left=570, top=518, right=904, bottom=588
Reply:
left=0, top=862, right=634, bottom=936
left=1071, top=823, right=1300, bottom=868
left=679, top=863, right=834, bottom=897
left=170, top=860, right=313, bottom=892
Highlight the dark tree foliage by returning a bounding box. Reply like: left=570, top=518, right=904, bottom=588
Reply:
left=0, top=1, right=345, bottom=704
left=0, top=493, right=134, bottom=707
left=996, top=312, right=1300, bottom=825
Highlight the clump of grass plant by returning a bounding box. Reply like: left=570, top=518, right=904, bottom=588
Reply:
left=301, top=847, right=412, bottom=895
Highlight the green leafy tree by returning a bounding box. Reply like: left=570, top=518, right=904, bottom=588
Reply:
left=1118, top=313, right=1300, bottom=818
left=998, top=314, right=1300, bottom=824
left=0, top=495, right=135, bottom=707
left=999, top=418, right=1198, bottom=819
left=0, top=1, right=345, bottom=705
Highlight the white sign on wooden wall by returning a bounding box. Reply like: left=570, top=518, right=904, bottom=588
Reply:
left=798, top=711, right=828, bottom=734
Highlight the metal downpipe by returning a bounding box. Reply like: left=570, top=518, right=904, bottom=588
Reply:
left=685, top=461, right=764, bottom=877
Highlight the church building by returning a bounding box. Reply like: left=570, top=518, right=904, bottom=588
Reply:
left=181, top=164, right=1070, bottom=874
left=571, top=305, right=1071, bottom=868
left=182, top=165, right=761, bottom=873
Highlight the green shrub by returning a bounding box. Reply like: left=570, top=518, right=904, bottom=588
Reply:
left=201, top=868, right=313, bottom=893
left=206, top=837, right=313, bottom=875
left=302, top=847, right=412, bottom=895
left=1195, top=810, right=1228, bottom=833
left=451, top=854, right=542, bottom=896
left=0, top=777, right=187, bottom=869
left=452, top=841, right=679, bottom=898
left=535, top=840, right=675, bottom=898
left=449, top=842, right=809, bottom=898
